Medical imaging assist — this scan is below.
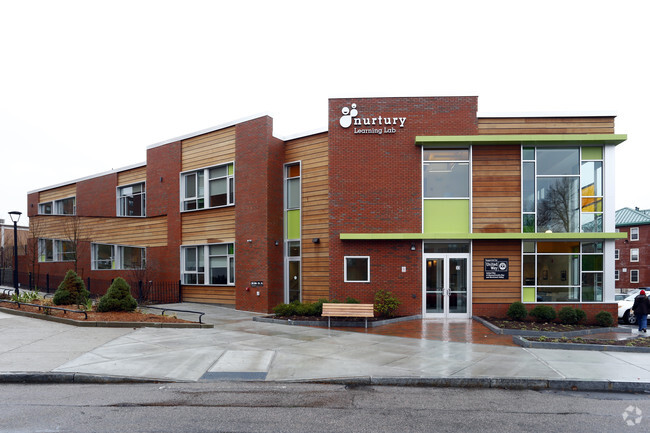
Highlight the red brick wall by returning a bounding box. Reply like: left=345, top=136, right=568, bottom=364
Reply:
left=27, top=192, right=39, bottom=218
left=328, top=97, right=478, bottom=313
left=76, top=173, right=117, bottom=217
left=615, top=225, right=650, bottom=291
left=147, top=141, right=182, bottom=281
left=473, top=302, right=619, bottom=326
left=234, top=117, right=285, bottom=313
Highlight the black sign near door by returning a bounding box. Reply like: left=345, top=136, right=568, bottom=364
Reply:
left=484, top=258, right=509, bottom=279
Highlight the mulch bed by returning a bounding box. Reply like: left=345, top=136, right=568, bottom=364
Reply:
left=524, top=336, right=650, bottom=347
left=480, top=317, right=603, bottom=333
left=0, top=300, right=195, bottom=324
left=481, top=316, right=650, bottom=347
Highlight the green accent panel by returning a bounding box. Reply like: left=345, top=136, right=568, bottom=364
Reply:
left=340, top=232, right=626, bottom=240
left=286, top=210, right=300, bottom=239
left=415, top=134, right=627, bottom=146
left=582, top=146, right=603, bottom=160
left=228, top=164, right=234, bottom=175
left=523, top=287, right=536, bottom=303
left=423, top=199, right=469, bottom=234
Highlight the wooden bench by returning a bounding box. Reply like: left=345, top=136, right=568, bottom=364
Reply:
left=321, top=303, right=374, bottom=328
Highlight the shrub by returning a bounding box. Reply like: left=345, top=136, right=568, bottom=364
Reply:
left=529, top=305, right=556, bottom=322
left=595, top=311, right=614, bottom=327
left=97, top=277, right=137, bottom=312
left=558, top=306, right=578, bottom=324
left=345, top=296, right=361, bottom=304
left=53, top=270, right=90, bottom=305
left=575, top=308, right=587, bottom=323
left=506, top=302, right=528, bottom=321
left=374, top=289, right=401, bottom=318
left=272, top=303, right=294, bottom=317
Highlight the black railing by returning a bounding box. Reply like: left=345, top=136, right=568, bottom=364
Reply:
left=16, top=272, right=182, bottom=305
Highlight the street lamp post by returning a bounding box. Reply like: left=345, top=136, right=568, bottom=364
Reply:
left=8, top=211, right=22, bottom=297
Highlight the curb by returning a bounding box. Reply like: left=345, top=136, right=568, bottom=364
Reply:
left=253, top=314, right=422, bottom=328
left=513, top=335, right=650, bottom=353
left=303, top=376, right=650, bottom=394
left=0, top=372, right=176, bottom=384
left=3, top=372, right=649, bottom=393
left=473, top=316, right=629, bottom=338
left=0, top=306, right=213, bottom=328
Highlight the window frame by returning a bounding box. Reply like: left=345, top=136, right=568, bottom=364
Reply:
left=344, top=256, right=370, bottom=283
left=614, top=269, right=620, bottom=281
left=630, top=227, right=639, bottom=241
left=38, top=238, right=75, bottom=262
left=180, top=243, right=235, bottom=286
left=631, top=269, right=639, bottom=284
left=38, top=196, right=76, bottom=215
left=631, top=248, right=640, bottom=262
left=117, top=182, right=146, bottom=217
left=91, top=243, right=146, bottom=270
left=615, top=249, right=620, bottom=260
left=180, top=162, right=234, bottom=212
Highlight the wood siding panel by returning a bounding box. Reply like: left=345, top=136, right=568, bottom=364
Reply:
left=285, top=133, right=330, bottom=303
left=39, top=184, right=77, bottom=202
left=181, top=127, right=236, bottom=172
left=472, top=145, right=521, bottom=233
left=181, top=207, right=236, bottom=244
left=33, top=215, right=168, bottom=247
left=182, top=285, right=235, bottom=304
left=118, top=166, right=147, bottom=186
left=478, top=117, right=615, bottom=135
left=472, top=240, right=521, bottom=304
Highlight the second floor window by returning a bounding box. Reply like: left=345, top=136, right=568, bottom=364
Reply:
left=117, top=182, right=146, bottom=217
left=630, top=227, right=639, bottom=241
left=39, top=197, right=76, bottom=215
left=181, top=163, right=234, bottom=211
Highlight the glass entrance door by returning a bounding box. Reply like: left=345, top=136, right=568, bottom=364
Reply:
left=423, top=254, right=469, bottom=318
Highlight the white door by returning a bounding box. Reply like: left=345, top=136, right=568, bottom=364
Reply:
left=423, top=254, right=470, bottom=318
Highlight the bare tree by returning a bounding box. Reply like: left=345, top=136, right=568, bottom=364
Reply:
left=537, top=178, right=579, bottom=233
left=24, top=217, right=45, bottom=286
left=63, top=216, right=93, bottom=276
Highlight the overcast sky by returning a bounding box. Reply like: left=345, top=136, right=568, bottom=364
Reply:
left=1, top=0, right=648, bottom=226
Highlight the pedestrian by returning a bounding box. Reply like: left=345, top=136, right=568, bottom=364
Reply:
left=632, top=290, right=650, bottom=333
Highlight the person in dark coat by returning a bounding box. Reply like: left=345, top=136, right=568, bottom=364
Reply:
left=632, top=290, right=650, bottom=333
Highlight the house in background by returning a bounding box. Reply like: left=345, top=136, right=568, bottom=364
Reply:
left=615, top=207, right=650, bottom=292
left=25, top=96, right=627, bottom=321
left=1, top=218, right=29, bottom=286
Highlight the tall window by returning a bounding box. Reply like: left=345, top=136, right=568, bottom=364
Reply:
left=522, top=241, right=603, bottom=302
left=39, top=197, right=76, bottom=215
left=631, top=248, right=639, bottom=262
left=615, top=270, right=620, bottom=281
left=181, top=243, right=234, bottom=285
left=631, top=270, right=639, bottom=283
left=181, top=163, right=234, bottom=211
left=615, top=249, right=620, bottom=260
left=285, top=163, right=301, bottom=210
left=522, top=147, right=602, bottom=233
left=630, top=227, right=639, bottom=241
left=423, top=149, right=470, bottom=198
left=91, top=243, right=145, bottom=270
left=38, top=239, right=74, bottom=262
left=117, top=183, right=145, bottom=216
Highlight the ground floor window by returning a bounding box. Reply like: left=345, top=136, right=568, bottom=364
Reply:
left=344, top=256, right=369, bottom=282
left=181, top=243, right=234, bottom=285
left=522, top=241, right=603, bottom=302
left=38, top=239, right=75, bottom=262
left=91, top=243, right=145, bottom=270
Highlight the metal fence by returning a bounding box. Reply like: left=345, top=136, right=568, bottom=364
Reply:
left=15, top=271, right=181, bottom=304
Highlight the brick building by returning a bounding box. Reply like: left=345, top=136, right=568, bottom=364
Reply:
left=26, top=96, right=626, bottom=319
left=615, top=207, right=650, bottom=292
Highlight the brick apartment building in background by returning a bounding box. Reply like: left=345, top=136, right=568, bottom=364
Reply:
left=615, top=207, right=650, bottom=292
left=24, top=96, right=627, bottom=321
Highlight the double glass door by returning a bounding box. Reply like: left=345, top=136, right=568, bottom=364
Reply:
left=423, top=254, right=469, bottom=318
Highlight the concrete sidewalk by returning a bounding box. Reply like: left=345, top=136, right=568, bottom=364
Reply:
left=1, top=302, right=650, bottom=392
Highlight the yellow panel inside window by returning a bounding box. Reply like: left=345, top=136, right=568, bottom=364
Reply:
left=523, top=287, right=536, bottom=303
left=581, top=197, right=603, bottom=212
left=286, top=209, right=300, bottom=239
